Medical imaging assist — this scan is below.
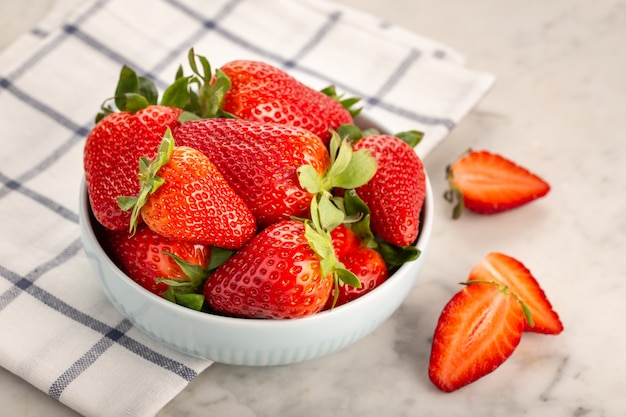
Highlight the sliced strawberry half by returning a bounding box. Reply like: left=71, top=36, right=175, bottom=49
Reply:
left=428, top=281, right=526, bottom=392
left=445, top=150, right=550, bottom=218
left=469, top=252, right=563, bottom=334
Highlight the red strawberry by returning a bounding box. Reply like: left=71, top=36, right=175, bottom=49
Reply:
left=429, top=281, right=526, bottom=392
left=219, top=60, right=354, bottom=145
left=468, top=252, right=563, bottom=334
left=173, top=118, right=330, bottom=229
left=445, top=150, right=550, bottom=218
left=351, top=134, right=427, bottom=247
left=204, top=220, right=333, bottom=319
left=84, top=105, right=183, bottom=230
left=119, top=130, right=256, bottom=250
left=100, top=223, right=210, bottom=309
left=325, top=224, right=388, bottom=309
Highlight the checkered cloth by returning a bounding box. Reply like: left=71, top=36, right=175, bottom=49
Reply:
left=0, top=0, right=494, bottom=416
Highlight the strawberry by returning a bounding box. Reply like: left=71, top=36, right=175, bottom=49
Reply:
left=84, top=105, right=182, bottom=230
left=219, top=59, right=355, bottom=145
left=428, top=281, right=527, bottom=392
left=468, top=252, right=563, bottom=334
left=204, top=183, right=367, bottom=319
left=172, top=118, right=331, bottom=229
left=350, top=133, right=427, bottom=247
left=324, top=224, right=388, bottom=309
left=445, top=150, right=550, bottom=218
left=84, top=62, right=194, bottom=231
left=99, top=223, right=210, bottom=310
left=204, top=220, right=334, bottom=319
left=118, top=130, right=257, bottom=250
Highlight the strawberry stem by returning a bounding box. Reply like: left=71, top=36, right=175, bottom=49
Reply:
left=297, top=130, right=377, bottom=196
left=444, top=163, right=465, bottom=220
left=304, top=195, right=361, bottom=290
left=320, top=85, right=362, bottom=117
left=117, top=129, right=175, bottom=236
left=186, top=48, right=234, bottom=118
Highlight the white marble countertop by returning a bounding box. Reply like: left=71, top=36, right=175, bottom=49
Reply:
left=1, top=0, right=625, bottom=415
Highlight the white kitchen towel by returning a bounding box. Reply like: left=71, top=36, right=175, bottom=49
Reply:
left=0, top=0, right=494, bottom=416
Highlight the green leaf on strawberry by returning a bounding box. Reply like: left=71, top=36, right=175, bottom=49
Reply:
left=117, top=129, right=174, bottom=235
left=342, top=189, right=375, bottom=247
left=123, top=93, right=151, bottom=114
left=315, top=194, right=346, bottom=232
left=169, top=292, right=205, bottom=311
left=185, top=48, right=234, bottom=118
left=395, top=130, right=424, bottom=147
left=305, top=195, right=361, bottom=289
left=320, top=85, right=362, bottom=117
left=158, top=247, right=235, bottom=311
left=207, top=247, right=236, bottom=270
left=95, top=65, right=160, bottom=122
left=160, top=75, right=193, bottom=109
left=297, top=130, right=377, bottom=195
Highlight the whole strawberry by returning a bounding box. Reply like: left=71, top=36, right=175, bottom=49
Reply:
left=84, top=105, right=182, bottom=230
left=204, top=220, right=333, bottom=319
left=352, top=134, right=427, bottom=247
left=219, top=59, right=354, bottom=145
left=100, top=223, right=210, bottom=310
left=173, top=118, right=330, bottom=229
left=118, top=130, right=257, bottom=250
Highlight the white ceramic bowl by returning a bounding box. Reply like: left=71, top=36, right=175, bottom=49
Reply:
left=79, top=146, right=433, bottom=367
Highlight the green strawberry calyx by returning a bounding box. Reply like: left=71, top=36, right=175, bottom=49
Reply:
left=95, top=65, right=160, bottom=123
left=443, top=149, right=472, bottom=220
left=158, top=251, right=209, bottom=311
left=117, top=129, right=175, bottom=236
left=95, top=48, right=234, bottom=123
left=163, top=48, right=235, bottom=119
left=320, top=85, right=362, bottom=118
left=336, top=123, right=424, bottom=148
left=297, top=131, right=376, bottom=302
left=298, top=128, right=421, bottom=269
left=159, top=247, right=234, bottom=311
left=304, top=194, right=361, bottom=291
left=297, top=130, right=377, bottom=198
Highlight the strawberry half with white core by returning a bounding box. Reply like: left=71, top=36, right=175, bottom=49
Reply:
left=468, top=252, right=563, bottom=334
left=118, top=129, right=257, bottom=250
left=428, top=280, right=530, bottom=392
left=445, top=149, right=550, bottom=218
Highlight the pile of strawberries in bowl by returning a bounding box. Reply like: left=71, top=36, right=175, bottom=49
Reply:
left=79, top=49, right=433, bottom=365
